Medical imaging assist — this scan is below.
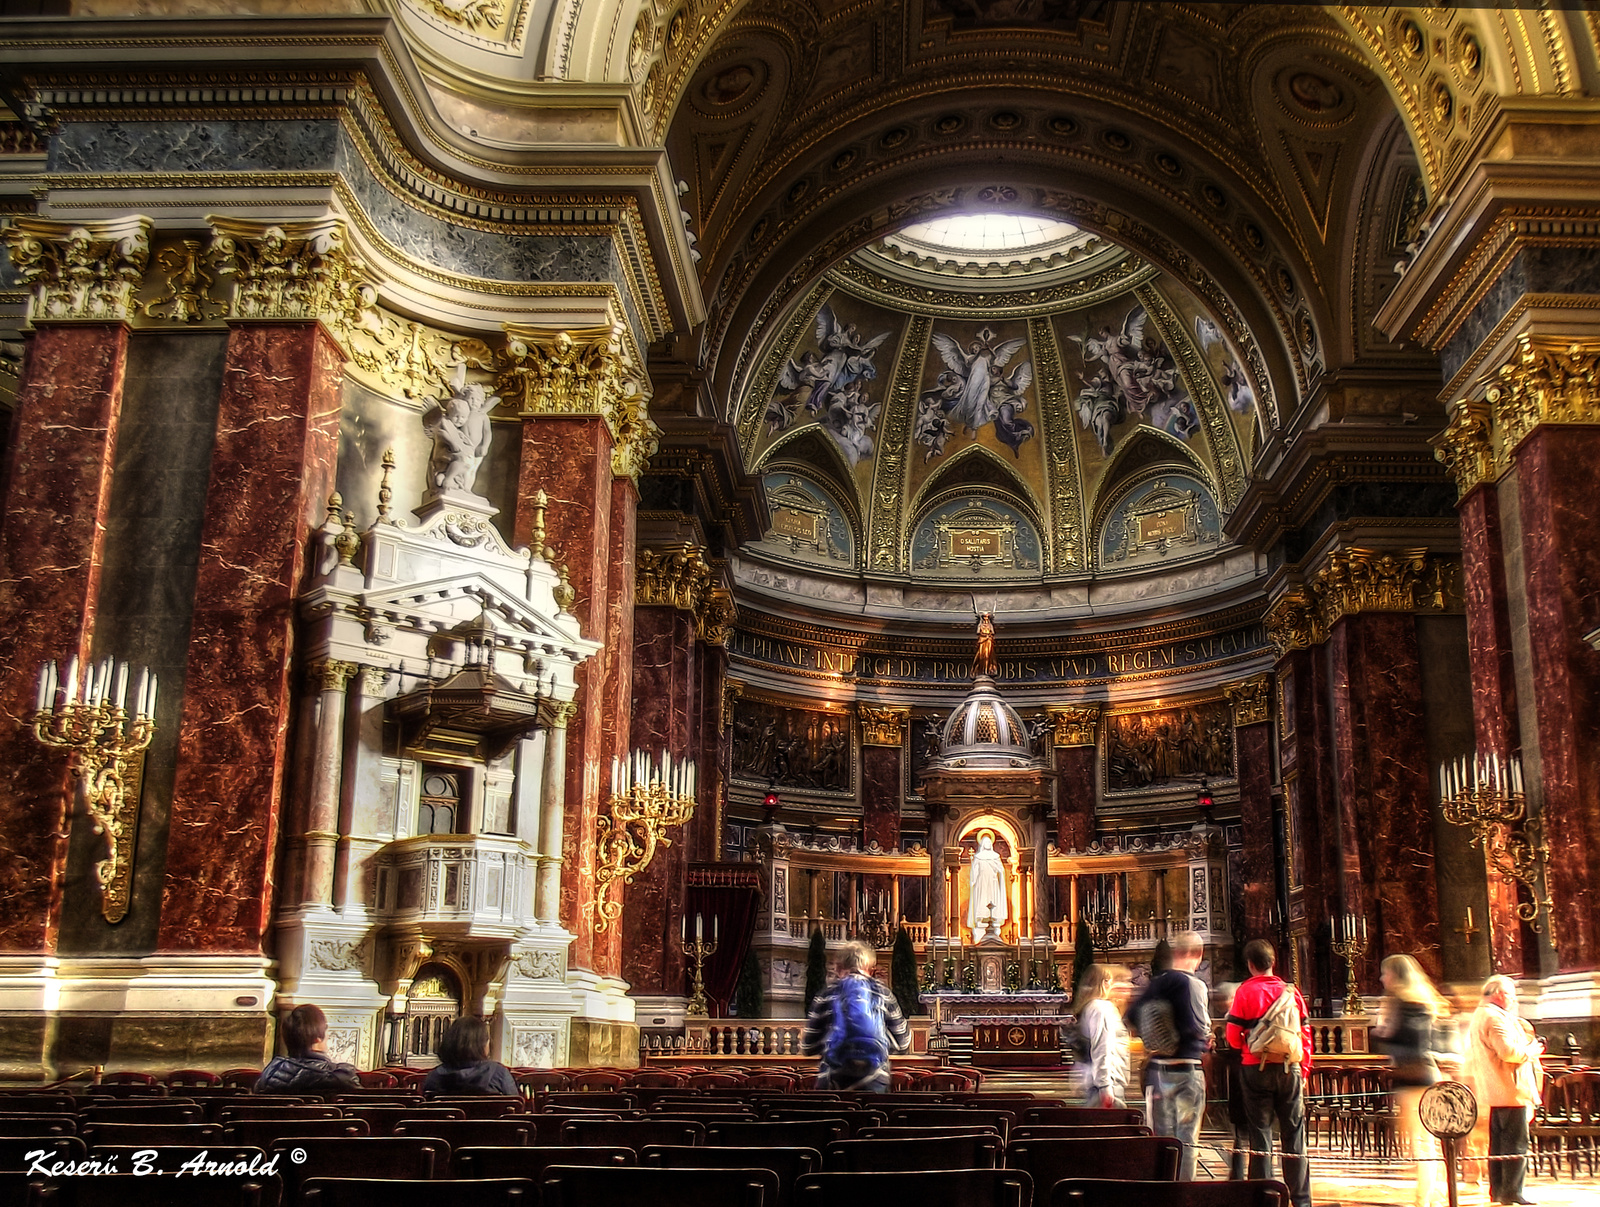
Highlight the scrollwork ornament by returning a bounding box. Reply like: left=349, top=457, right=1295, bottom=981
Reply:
left=1487, top=335, right=1600, bottom=455
left=5, top=215, right=152, bottom=323
left=1313, top=547, right=1430, bottom=626
left=208, top=217, right=369, bottom=331
left=1224, top=677, right=1272, bottom=728
left=1264, top=589, right=1324, bottom=657
left=697, top=589, right=736, bottom=646
left=142, top=239, right=226, bottom=323
left=1432, top=398, right=1497, bottom=497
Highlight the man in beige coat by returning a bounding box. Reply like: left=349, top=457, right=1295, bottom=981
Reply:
left=1462, top=975, right=1545, bottom=1206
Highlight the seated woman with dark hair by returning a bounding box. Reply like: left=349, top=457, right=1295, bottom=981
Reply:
left=423, top=1016, right=518, bottom=1096
left=255, top=1003, right=362, bottom=1093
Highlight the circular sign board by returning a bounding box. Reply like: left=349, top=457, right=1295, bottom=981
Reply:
left=1419, top=1080, right=1478, bottom=1140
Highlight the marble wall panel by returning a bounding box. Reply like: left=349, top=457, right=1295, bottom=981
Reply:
left=1327, top=613, right=1444, bottom=984
left=1444, top=247, right=1600, bottom=382
left=0, top=325, right=129, bottom=952
left=688, top=643, right=728, bottom=864
left=1054, top=745, right=1096, bottom=852
left=862, top=745, right=902, bottom=852
left=1235, top=722, right=1275, bottom=941
left=1460, top=486, right=1521, bottom=756
left=1280, top=645, right=1340, bottom=1007
left=1511, top=425, right=1600, bottom=970
left=64, top=331, right=227, bottom=955
left=158, top=325, right=342, bottom=952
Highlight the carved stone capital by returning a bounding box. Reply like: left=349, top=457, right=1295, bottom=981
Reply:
left=697, top=588, right=736, bottom=646
left=1048, top=703, right=1101, bottom=748
left=550, top=700, right=579, bottom=728
left=4, top=215, right=152, bottom=323
left=1265, top=588, right=1324, bottom=658
left=1224, top=676, right=1272, bottom=728
left=610, top=388, right=662, bottom=483
left=756, top=825, right=793, bottom=862
left=721, top=678, right=744, bottom=735
left=859, top=704, right=909, bottom=747
left=1313, top=546, right=1429, bottom=626
left=636, top=543, right=712, bottom=612
left=1487, top=334, right=1600, bottom=455
left=208, top=216, right=370, bottom=336
left=1432, top=398, right=1497, bottom=497
left=308, top=658, right=359, bottom=693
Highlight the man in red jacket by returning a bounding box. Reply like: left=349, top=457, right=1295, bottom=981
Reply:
left=1225, top=939, right=1313, bottom=1207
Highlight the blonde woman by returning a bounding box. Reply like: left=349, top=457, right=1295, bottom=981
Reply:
left=1373, top=954, right=1452, bottom=1207
left=1074, top=963, right=1131, bottom=1108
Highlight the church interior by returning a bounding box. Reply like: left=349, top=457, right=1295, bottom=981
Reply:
left=2, top=0, right=1600, bottom=1149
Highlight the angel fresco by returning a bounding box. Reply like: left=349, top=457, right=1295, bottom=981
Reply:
left=768, top=305, right=893, bottom=464
left=916, top=327, right=1036, bottom=460
left=1196, top=314, right=1255, bottom=416
left=823, top=378, right=881, bottom=468
left=913, top=371, right=961, bottom=461
left=1070, top=304, right=1197, bottom=455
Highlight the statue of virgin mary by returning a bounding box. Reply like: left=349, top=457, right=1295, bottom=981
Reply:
left=966, top=831, right=1009, bottom=938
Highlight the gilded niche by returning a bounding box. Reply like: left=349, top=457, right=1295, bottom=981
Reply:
left=731, top=698, right=851, bottom=792
left=1105, top=699, right=1234, bottom=791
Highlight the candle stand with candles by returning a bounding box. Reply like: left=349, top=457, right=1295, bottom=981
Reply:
left=1438, top=752, right=1555, bottom=936
left=30, top=657, right=158, bottom=924
left=1331, top=913, right=1369, bottom=1016
left=683, top=912, right=719, bottom=1016
left=594, top=749, right=697, bottom=931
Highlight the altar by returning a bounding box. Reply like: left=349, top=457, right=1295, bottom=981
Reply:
left=921, top=992, right=1073, bottom=1068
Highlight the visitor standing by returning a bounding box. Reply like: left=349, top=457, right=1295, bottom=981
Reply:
left=1463, top=974, right=1544, bottom=1206
left=801, top=940, right=911, bottom=1092
left=1074, top=963, right=1131, bottom=1108
left=1225, top=939, right=1313, bottom=1207
left=255, top=1003, right=362, bottom=1094
left=1129, top=931, right=1210, bottom=1179
left=1373, top=954, right=1452, bottom=1207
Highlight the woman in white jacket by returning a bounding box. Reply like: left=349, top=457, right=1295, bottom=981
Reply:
left=1075, top=963, right=1131, bottom=1108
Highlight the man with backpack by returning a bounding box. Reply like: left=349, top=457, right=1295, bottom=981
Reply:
left=1128, top=931, right=1212, bottom=1179
left=801, top=939, right=912, bottom=1091
left=1225, top=939, right=1314, bottom=1207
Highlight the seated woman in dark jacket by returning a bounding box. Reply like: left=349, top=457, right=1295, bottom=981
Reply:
left=423, top=1016, right=518, bottom=1096
left=255, top=1003, right=362, bottom=1093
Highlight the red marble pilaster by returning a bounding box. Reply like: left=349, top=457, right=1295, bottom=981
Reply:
left=689, top=642, right=728, bottom=863
left=1279, top=644, right=1340, bottom=1005
left=1236, top=721, right=1275, bottom=939
left=862, top=746, right=902, bottom=851
left=1326, top=612, right=1444, bottom=983
left=621, top=603, right=695, bottom=995
left=0, top=325, right=130, bottom=952
left=1511, top=425, right=1600, bottom=970
left=514, top=418, right=614, bottom=973
left=593, top=477, right=637, bottom=979
left=158, top=324, right=342, bottom=951
left=1054, top=745, right=1096, bottom=851
left=1457, top=483, right=1525, bottom=974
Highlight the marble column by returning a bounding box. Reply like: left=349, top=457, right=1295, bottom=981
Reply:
left=690, top=642, right=730, bottom=863
left=0, top=324, right=132, bottom=952
left=1326, top=610, right=1443, bottom=985
left=158, top=319, right=345, bottom=951
left=1049, top=704, right=1100, bottom=852
left=621, top=581, right=697, bottom=997
left=928, top=808, right=947, bottom=940
left=536, top=703, right=575, bottom=927
left=1227, top=676, right=1276, bottom=942
left=300, top=659, right=356, bottom=908
left=593, top=477, right=638, bottom=979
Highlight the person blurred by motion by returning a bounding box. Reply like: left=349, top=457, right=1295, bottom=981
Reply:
left=1129, top=930, right=1211, bottom=1179
left=1074, top=962, right=1131, bottom=1108
left=1225, top=939, right=1313, bottom=1207
left=1463, top=974, right=1545, bottom=1206
left=801, top=939, right=911, bottom=1092
left=1373, top=954, right=1452, bottom=1207
left=423, top=1015, right=518, bottom=1096
left=255, top=1003, right=362, bottom=1094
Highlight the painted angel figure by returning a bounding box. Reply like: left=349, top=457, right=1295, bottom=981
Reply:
left=931, top=327, right=1028, bottom=436
left=1194, top=314, right=1225, bottom=356
left=914, top=371, right=961, bottom=460
left=1074, top=367, right=1124, bottom=456
left=772, top=348, right=831, bottom=427
left=1221, top=360, right=1255, bottom=414
left=1072, top=305, right=1161, bottom=414
left=816, top=303, right=892, bottom=401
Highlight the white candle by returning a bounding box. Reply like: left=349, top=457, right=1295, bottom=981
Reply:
left=713, top=915, right=718, bottom=941
left=680, top=913, right=686, bottom=943
left=147, top=673, right=158, bottom=717
left=696, top=912, right=703, bottom=941
left=64, top=656, right=80, bottom=705
left=35, top=663, right=49, bottom=712
left=44, top=660, right=57, bottom=711
left=113, top=662, right=129, bottom=712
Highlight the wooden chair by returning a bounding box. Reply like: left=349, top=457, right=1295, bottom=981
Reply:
left=416, top=1096, right=525, bottom=1118
left=77, top=1083, right=168, bottom=1099
left=887, top=1108, right=1013, bottom=1143
left=913, top=1072, right=981, bottom=1092
left=78, top=1102, right=201, bottom=1124
left=0, top=1134, right=85, bottom=1169
left=522, top=1111, right=621, bottom=1144
left=825, top=1134, right=1002, bottom=1171
left=569, top=1070, right=630, bottom=1091
left=215, top=1104, right=344, bottom=1125
left=540, top=1163, right=778, bottom=1207
left=857, top=1126, right=1001, bottom=1140
left=561, top=1117, right=706, bottom=1148
left=88, top=1144, right=267, bottom=1175
left=629, top=1071, right=689, bottom=1088
left=393, top=1117, right=533, bottom=1149
left=707, top=1118, right=851, bottom=1148
left=539, top=1090, right=637, bottom=1111
left=219, top=1070, right=262, bottom=1089
left=221, top=1118, right=369, bottom=1148
left=330, top=1092, right=423, bottom=1106
left=165, top=1070, right=222, bottom=1089
left=512, top=1071, right=569, bottom=1094
left=342, top=1105, right=465, bottom=1137
left=271, top=1135, right=448, bottom=1201
left=98, top=1072, right=159, bottom=1087
left=765, top=1108, right=885, bottom=1137
left=1009, top=1125, right=1151, bottom=1142
left=354, top=1071, right=400, bottom=1089
left=0, top=1095, right=78, bottom=1114
left=1006, top=1136, right=1182, bottom=1186
left=1048, top=1179, right=1293, bottom=1207
left=795, top=1168, right=1033, bottom=1207
left=31, top=1173, right=278, bottom=1206
left=299, top=1178, right=535, bottom=1206
left=1022, top=1108, right=1144, bottom=1127
left=78, top=1122, right=224, bottom=1147
left=455, top=1144, right=635, bottom=1180
left=686, top=1073, right=745, bottom=1089
left=643, top=1144, right=821, bottom=1207
left=0, top=1114, right=77, bottom=1137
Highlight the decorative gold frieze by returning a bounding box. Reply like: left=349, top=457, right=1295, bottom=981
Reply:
left=4, top=215, right=152, bottom=323
left=500, top=323, right=661, bottom=482
left=1432, top=398, right=1497, bottom=497
left=1313, top=547, right=1429, bottom=626
left=636, top=543, right=712, bottom=612
left=859, top=704, right=909, bottom=747
left=208, top=217, right=370, bottom=330
left=1265, top=588, right=1324, bottom=658
left=1486, top=334, right=1600, bottom=455
left=142, top=239, right=225, bottom=324
left=1224, top=677, right=1272, bottom=728
left=417, top=0, right=505, bottom=33
left=1047, top=703, right=1101, bottom=748
left=698, top=589, right=736, bottom=647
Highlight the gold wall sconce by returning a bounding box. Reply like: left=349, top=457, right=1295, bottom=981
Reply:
left=593, top=749, right=696, bottom=932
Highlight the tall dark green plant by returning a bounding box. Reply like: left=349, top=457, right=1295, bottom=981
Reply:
left=1071, top=918, right=1095, bottom=1005
left=1151, top=937, right=1173, bottom=975
left=733, top=946, right=764, bottom=1019
left=803, top=925, right=828, bottom=1014
left=891, top=927, right=920, bottom=1020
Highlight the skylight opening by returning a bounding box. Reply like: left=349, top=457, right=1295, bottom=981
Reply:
left=896, top=212, right=1079, bottom=252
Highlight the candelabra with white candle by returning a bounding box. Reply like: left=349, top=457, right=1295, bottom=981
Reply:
left=30, top=656, right=158, bottom=923
left=594, top=748, right=697, bottom=931
left=1438, top=751, right=1553, bottom=936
